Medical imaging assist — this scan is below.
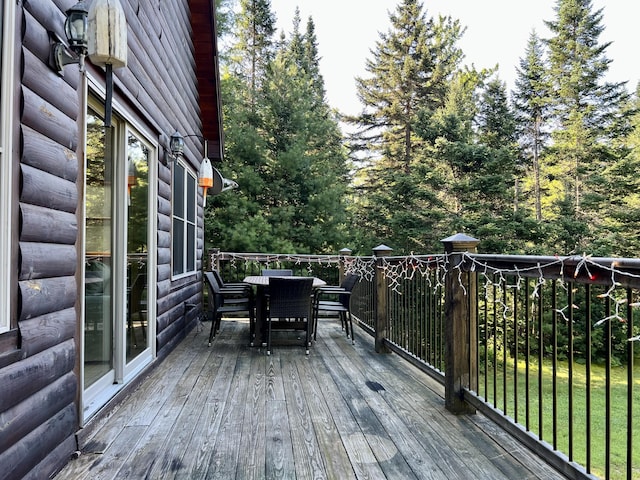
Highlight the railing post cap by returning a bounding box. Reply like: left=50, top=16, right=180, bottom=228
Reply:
left=339, top=248, right=352, bottom=255
left=372, top=244, right=393, bottom=256
left=441, top=233, right=480, bottom=253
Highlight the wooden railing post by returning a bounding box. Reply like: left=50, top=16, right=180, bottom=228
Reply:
left=373, top=244, right=393, bottom=353
left=338, top=247, right=352, bottom=284
left=441, top=233, right=479, bottom=414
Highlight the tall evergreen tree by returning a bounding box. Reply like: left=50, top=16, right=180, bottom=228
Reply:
left=209, top=4, right=349, bottom=253
left=260, top=14, right=349, bottom=252
left=208, top=0, right=279, bottom=252
left=231, top=0, right=276, bottom=112
left=349, top=0, right=465, bottom=252
left=473, top=78, right=525, bottom=252
left=512, top=30, right=551, bottom=222
left=544, top=0, right=630, bottom=253
left=600, top=85, right=640, bottom=256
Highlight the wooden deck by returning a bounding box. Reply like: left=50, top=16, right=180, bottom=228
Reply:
left=55, top=318, right=567, bottom=479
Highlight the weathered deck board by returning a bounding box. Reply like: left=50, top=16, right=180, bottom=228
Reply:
left=55, top=319, right=568, bottom=480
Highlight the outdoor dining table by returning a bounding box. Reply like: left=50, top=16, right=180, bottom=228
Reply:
left=242, top=275, right=326, bottom=346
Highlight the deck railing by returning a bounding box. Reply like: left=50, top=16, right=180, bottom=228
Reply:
left=211, top=238, right=639, bottom=480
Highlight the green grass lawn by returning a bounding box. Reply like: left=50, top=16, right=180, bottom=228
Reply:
left=478, top=355, right=640, bottom=479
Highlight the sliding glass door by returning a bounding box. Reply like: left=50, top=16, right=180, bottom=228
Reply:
left=82, top=97, right=156, bottom=420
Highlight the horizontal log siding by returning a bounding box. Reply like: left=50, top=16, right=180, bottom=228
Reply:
left=111, top=1, right=204, bottom=359
left=0, top=2, right=81, bottom=478
left=1, top=0, right=212, bottom=477
left=0, top=404, right=77, bottom=480
left=20, top=204, right=77, bottom=245
left=0, top=372, right=76, bottom=454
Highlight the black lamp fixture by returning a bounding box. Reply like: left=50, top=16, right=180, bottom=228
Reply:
left=164, top=130, right=238, bottom=203
left=169, top=131, right=186, bottom=158
left=167, top=131, right=206, bottom=162
left=51, top=0, right=89, bottom=74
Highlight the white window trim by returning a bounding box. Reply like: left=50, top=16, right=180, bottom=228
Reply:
left=171, top=160, right=198, bottom=279
left=0, top=0, right=16, bottom=333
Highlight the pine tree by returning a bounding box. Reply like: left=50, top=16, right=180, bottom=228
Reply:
left=544, top=0, right=630, bottom=252
left=260, top=14, right=349, bottom=252
left=207, top=0, right=278, bottom=252
left=512, top=30, right=551, bottom=222
left=232, top=0, right=276, bottom=112
left=349, top=0, right=465, bottom=252
left=209, top=5, right=349, bottom=253
left=472, top=78, right=524, bottom=252
left=600, top=85, right=640, bottom=256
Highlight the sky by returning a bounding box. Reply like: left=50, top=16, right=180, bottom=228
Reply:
left=268, top=0, right=640, bottom=116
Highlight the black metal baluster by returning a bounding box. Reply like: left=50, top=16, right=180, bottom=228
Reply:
left=627, top=287, right=634, bottom=480
left=525, top=278, right=531, bottom=432
left=586, top=283, right=592, bottom=474
left=483, top=274, right=489, bottom=400
left=568, top=282, right=574, bottom=462
left=493, top=276, right=498, bottom=406
left=476, top=272, right=480, bottom=395
left=538, top=282, right=544, bottom=441
left=605, top=294, right=611, bottom=480
left=503, top=282, right=508, bottom=415
left=513, top=277, right=519, bottom=424
left=552, top=280, right=558, bottom=450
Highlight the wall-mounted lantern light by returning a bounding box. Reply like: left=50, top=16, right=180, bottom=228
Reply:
left=51, top=0, right=127, bottom=128
left=51, top=1, right=90, bottom=73
left=166, top=131, right=238, bottom=203
left=170, top=131, right=185, bottom=158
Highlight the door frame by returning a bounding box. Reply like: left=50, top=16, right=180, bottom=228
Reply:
left=80, top=79, right=157, bottom=423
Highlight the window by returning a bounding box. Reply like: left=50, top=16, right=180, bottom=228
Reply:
left=172, top=161, right=197, bottom=277
left=0, top=0, right=15, bottom=333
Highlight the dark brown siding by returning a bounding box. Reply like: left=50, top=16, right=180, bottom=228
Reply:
left=0, top=1, right=79, bottom=479
left=0, top=0, right=219, bottom=477
left=109, top=1, right=205, bottom=357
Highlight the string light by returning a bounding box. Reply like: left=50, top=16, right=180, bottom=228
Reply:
left=213, top=251, right=640, bottom=333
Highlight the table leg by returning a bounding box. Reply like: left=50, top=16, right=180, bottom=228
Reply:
left=253, top=285, right=267, bottom=346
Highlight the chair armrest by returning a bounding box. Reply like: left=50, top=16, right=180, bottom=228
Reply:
left=316, top=286, right=347, bottom=293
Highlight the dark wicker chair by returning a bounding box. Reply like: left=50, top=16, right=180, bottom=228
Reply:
left=212, top=269, right=251, bottom=292
left=211, top=269, right=253, bottom=304
left=265, top=277, right=314, bottom=355
left=261, top=269, right=293, bottom=276
left=204, top=272, right=254, bottom=346
left=313, top=273, right=360, bottom=344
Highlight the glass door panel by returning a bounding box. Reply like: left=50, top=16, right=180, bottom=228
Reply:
left=84, top=110, right=113, bottom=387
left=126, top=132, right=149, bottom=363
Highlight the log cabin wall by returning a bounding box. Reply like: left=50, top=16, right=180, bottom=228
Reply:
left=112, top=0, right=204, bottom=355
left=0, top=0, right=213, bottom=478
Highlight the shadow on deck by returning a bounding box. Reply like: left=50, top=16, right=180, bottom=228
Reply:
left=56, top=318, right=567, bottom=479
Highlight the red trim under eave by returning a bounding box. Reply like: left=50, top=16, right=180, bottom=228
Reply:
left=190, top=0, right=224, bottom=161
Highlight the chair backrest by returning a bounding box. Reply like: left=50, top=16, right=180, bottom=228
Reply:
left=211, top=269, right=226, bottom=287
left=341, top=274, right=360, bottom=291
left=204, top=271, right=224, bottom=310
left=268, top=277, right=314, bottom=318
left=339, top=274, right=360, bottom=307
left=261, top=269, right=293, bottom=277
